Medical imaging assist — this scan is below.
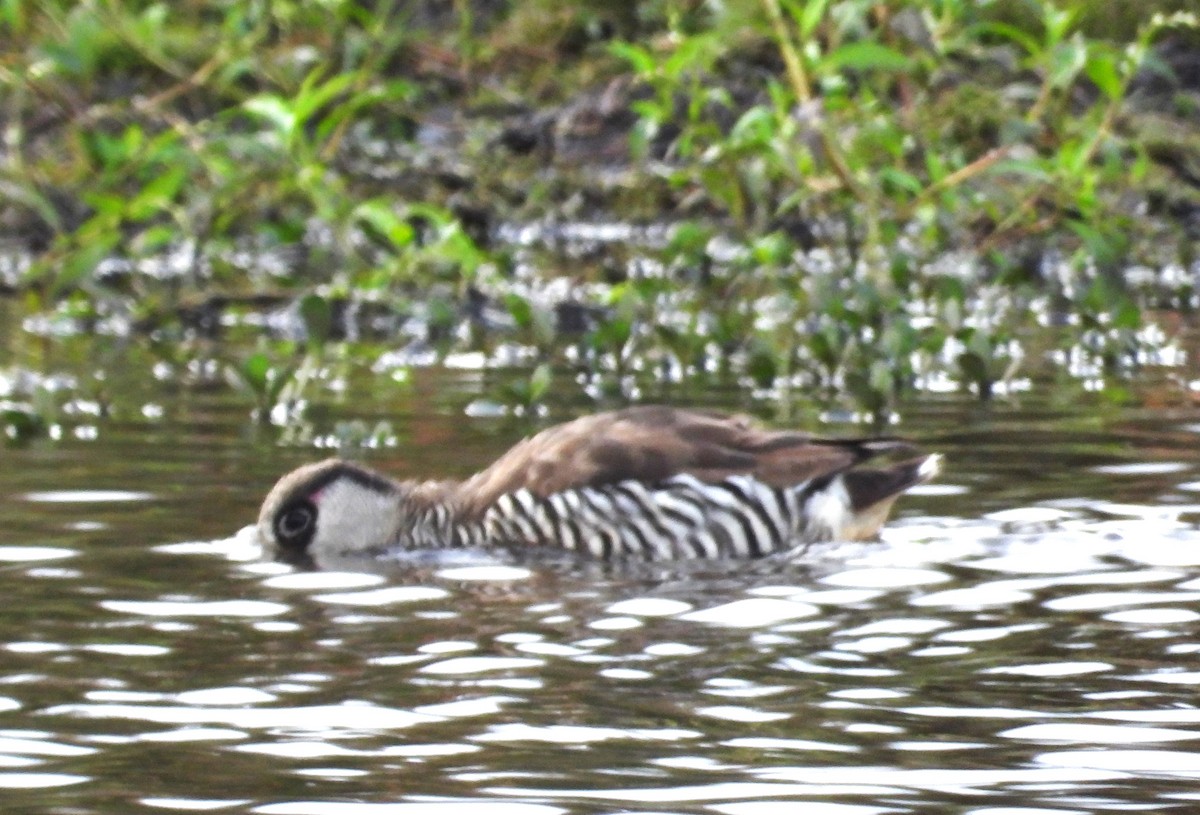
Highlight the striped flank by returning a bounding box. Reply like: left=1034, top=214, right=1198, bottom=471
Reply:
left=471, top=473, right=835, bottom=561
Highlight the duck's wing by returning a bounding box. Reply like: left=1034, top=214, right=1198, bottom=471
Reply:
left=452, top=406, right=921, bottom=518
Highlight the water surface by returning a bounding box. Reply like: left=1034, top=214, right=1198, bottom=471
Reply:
left=3, top=365, right=1200, bottom=814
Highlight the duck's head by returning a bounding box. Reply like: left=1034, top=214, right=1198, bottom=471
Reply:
left=257, top=459, right=402, bottom=567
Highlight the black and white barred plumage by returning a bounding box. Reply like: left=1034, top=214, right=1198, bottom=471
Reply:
left=473, top=475, right=828, bottom=560
left=257, top=406, right=940, bottom=568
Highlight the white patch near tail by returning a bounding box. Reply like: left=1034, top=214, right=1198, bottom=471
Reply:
left=800, top=476, right=855, bottom=541
left=803, top=453, right=942, bottom=542
left=918, top=453, right=943, bottom=482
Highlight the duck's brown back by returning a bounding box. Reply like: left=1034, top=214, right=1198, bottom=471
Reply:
left=452, top=406, right=923, bottom=521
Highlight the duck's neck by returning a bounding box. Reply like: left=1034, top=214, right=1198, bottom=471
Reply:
left=395, top=479, right=483, bottom=549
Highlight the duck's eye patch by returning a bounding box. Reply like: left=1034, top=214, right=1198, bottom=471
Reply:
left=275, top=500, right=317, bottom=546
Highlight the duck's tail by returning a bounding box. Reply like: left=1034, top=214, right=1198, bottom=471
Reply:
left=830, top=453, right=942, bottom=541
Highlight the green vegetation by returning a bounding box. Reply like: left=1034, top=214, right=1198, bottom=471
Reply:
left=2, top=0, right=1198, bottom=441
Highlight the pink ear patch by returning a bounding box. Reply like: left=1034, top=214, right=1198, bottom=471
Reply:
left=308, top=488, right=326, bottom=504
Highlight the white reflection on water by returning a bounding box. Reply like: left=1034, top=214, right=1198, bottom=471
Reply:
left=102, top=599, right=290, bottom=616
left=136, top=728, right=246, bottom=743
left=254, top=803, right=568, bottom=815
left=157, top=525, right=262, bottom=562
left=436, top=566, right=533, bottom=581
left=1043, top=590, right=1200, bottom=611
left=0, top=772, right=90, bottom=788
left=1128, top=670, right=1200, bottom=684
left=606, top=597, right=692, bottom=616
left=723, top=736, right=858, bottom=753
left=420, top=656, right=543, bottom=675
left=754, top=765, right=1122, bottom=793
left=485, top=780, right=913, bottom=803
left=834, top=635, right=913, bottom=654
left=7, top=641, right=68, bottom=653
left=474, top=723, right=700, bottom=744
left=703, top=678, right=790, bottom=698
left=1106, top=608, right=1200, bottom=623
left=981, top=662, right=1111, bottom=677
left=1092, top=709, right=1200, bottom=724
left=176, top=687, right=277, bottom=706
left=41, top=701, right=444, bottom=731
left=985, top=506, right=1077, bottom=524
left=587, top=615, right=641, bottom=630
left=20, top=490, right=154, bottom=503
left=0, top=734, right=94, bottom=757
left=315, top=586, right=450, bottom=606
left=715, top=805, right=895, bottom=815
left=937, top=624, right=1048, bottom=643
left=696, top=705, right=791, bottom=722
left=839, top=618, right=949, bottom=636
left=1003, top=723, right=1200, bottom=743
left=0, top=546, right=76, bottom=562
left=234, top=740, right=481, bottom=759
left=264, top=572, right=385, bottom=590
left=1092, top=462, right=1191, bottom=475
left=83, top=643, right=170, bottom=656
left=1036, top=749, right=1200, bottom=776
left=515, top=641, right=588, bottom=656
left=143, top=797, right=253, bottom=811
left=820, top=567, right=950, bottom=588
left=911, top=583, right=1033, bottom=607
left=679, top=597, right=818, bottom=626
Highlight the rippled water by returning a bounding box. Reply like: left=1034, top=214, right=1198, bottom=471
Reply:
left=4, top=366, right=1200, bottom=814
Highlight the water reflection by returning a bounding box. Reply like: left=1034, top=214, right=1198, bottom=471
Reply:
left=3, top=395, right=1200, bottom=812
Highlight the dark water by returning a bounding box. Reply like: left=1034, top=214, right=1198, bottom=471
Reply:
left=4, top=345, right=1200, bottom=814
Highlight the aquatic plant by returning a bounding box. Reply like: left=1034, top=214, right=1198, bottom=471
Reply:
left=0, top=0, right=1197, bottom=430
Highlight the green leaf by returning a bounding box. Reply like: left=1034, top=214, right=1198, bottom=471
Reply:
left=845, top=370, right=887, bottom=415
left=243, top=95, right=296, bottom=139
left=128, top=166, right=187, bottom=221
left=1042, top=5, right=1078, bottom=46
left=1048, top=36, right=1087, bottom=88
left=729, top=105, right=775, bottom=148
left=664, top=33, right=720, bottom=79
left=53, top=234, right=118, bottom=296
left=1067, top=220, right=1128, bottom=269
left=969, top=22, right=1039, bottom=57
left=293, top=70, right=356, bottom=127
left=880, top=167, right=923, bottom=196
left=133, top=224, right=176, bottom=254
left=825, top=42, right=913, bottom=73
left=504, top=293, right=533, bottom=330
left=797, top=0, right=831, bottom=38
left=1084, top=49, right=1123, bottom=100
left=2, top=406, right=47, bottom=442
left=240, top=352, right=271, bottom=392
left=746, top=345, right=778, bottom=388
left=591, top=315, right=632, bottom=352
left=353, top=199, right=415, bottom=249
left=956, top=350, right=992, bottom=399
left=528, top=363, right=553, bottom=403
left=1, top=0, right=29, bottom=35
left=1109, top=295, right=1141, bottom=331
left=264, top=362, right=299, bottom=404
left=752, top=233, right=791, bottom=265
left=994, top=157, right=1052, bottom=183
left=808, top=332, right=837, bottom=370
left=299, top=294, right=333, bottom=344
left=608, top=41, right=656, bottom=76
left=665, top=221, right=711, bottom=259
left=0, top=178, right=63, bottom=233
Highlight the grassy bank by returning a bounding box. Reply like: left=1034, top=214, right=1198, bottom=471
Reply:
left=2, top=0, right=1199, bottom=439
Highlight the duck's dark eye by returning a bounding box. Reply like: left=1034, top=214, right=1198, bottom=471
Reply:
left=275, top=500, right=316, bottom=547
